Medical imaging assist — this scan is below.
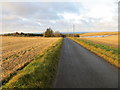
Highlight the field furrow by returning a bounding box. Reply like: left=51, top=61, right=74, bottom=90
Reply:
left=2, top=36, right=61, bottom=82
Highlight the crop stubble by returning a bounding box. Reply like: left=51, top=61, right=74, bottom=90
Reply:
left=79, top=35, right=119, bottom=48
left=2, top=36, right=60, bottom=81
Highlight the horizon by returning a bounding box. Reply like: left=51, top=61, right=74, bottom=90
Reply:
left=1, top=30, right=118, bottom=35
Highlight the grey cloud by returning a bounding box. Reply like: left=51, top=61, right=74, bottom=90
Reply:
left=2, top=2, right=83, bottom=33
left=2, top=2, right=117, bottom=33
left=2, top=2, right=81, bottom=20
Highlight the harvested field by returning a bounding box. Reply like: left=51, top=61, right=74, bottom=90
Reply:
left=79, top=35, right=119, bottom=48
left=80, top=32, right=118, bottom=36
left=2, top=36, right=61, bottom=81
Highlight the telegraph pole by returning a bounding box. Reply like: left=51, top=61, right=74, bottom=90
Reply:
left=67, top=26, right=70, bottom=37
left=73, top=24, right=75, bottom=37
left=43, top=31, right=45, bottom=37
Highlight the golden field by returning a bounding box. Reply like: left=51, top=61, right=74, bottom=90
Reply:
left=2, top=36, right=61, bottom=81
left=79, top=35, right=119, bottom=48
left=80, top=31, right=118, bottom=36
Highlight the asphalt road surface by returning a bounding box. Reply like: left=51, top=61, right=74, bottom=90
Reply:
left=54, top=38, right=118, bottom=88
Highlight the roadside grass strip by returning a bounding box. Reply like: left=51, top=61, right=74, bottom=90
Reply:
left=69, top=37, right=119, bottom=68
left=3, top=38, right=63, bottom=88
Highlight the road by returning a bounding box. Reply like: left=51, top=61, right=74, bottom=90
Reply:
left=54, top=38, right=118, bottom=88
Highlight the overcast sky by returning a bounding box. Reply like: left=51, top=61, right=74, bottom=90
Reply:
left=0, top=0, right=118, bottom=33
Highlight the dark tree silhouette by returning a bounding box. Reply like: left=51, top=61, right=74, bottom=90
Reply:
left=44, top=27, right=54, bottom=37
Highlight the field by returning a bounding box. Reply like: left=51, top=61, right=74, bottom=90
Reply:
left=3, top=38, right=63, bottom=88
left=2, top=36, right=61, bottom=84
left=80, top=31, right=118, bottom=36
left=79, top=35, right=119, bottom=48
left=1, top=32, right=119, bottom=88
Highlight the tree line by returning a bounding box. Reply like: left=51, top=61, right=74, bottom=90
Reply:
left=3, top=32, right=43, bottom=37
left=2, top=27, right=79, bottom=37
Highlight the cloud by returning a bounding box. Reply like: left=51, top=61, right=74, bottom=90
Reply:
left=1, top=0, right=118, bottom=33
left=2, top=2, right=81, bottom=19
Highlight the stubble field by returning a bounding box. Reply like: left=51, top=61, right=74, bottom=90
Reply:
left=2, top=36, right=61, bottom=82
left=80, top=31, right=118, bottom=36
left=79, top=35, right=119, bottom=48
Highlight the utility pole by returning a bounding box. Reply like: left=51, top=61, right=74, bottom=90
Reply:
left=67, top=26, right=69, bottom=37
left=73, top=24, right=75, bottom=37
left=43, top=31, right=45, bottom=37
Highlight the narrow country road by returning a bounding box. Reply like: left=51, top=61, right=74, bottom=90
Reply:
left=54, top=38, right=118, bottom=88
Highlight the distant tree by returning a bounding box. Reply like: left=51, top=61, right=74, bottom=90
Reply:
left=26, top=33, right=29, bottom=36
left=20, top=32, right=24, bottom=36
left=61, top=34, right=66, bottom=38
left=21, top=32, right=24, bottom=35
left=64, top=34, right=79, bottom=37
left=13, top=32, right=19, bottom=36
left=54, top=31, right=61, bottom=37
left=74, top=34, right=79, bottom=37
left=44, top=27, right=54, bottom=37
left=39, top=33, right=43, bottom=36
left=15, top=32, right=19, bottom=34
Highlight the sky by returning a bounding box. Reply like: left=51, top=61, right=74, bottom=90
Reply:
left=0, top=0, right=119, bottom=34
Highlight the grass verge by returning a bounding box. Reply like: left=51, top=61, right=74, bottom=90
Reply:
left=2, top=38, right=63, bottom=88
left=69, top=37, right=119, bottom=68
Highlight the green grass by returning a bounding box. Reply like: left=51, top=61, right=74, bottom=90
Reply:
left=75, top=38, right=120, bottom=55
left=3, top=38, right=63, bottom=88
